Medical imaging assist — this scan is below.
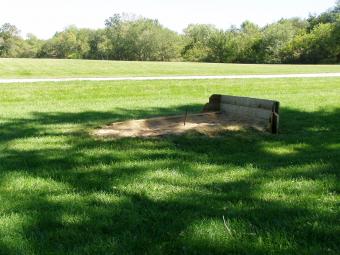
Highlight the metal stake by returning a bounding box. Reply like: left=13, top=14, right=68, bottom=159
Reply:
left=184, top=109, right=188, bottom=126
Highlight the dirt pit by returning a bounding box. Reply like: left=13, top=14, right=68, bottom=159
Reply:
left=93, top=112, right=266, bottom=138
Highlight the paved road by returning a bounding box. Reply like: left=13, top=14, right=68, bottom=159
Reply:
left=1, top=73, right=340, bottom=83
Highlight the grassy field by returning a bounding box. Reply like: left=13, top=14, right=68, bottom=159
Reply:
left=0, top=76, right=339, bottom=254
left=1, top=58, right=340, bottom=78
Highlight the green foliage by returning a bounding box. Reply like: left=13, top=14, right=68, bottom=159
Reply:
left=38, top=26, right=92, bottom=59
left=181, top=24, right=218, bottom=61
left=283, top=20, right=340, bottom=63
left=206, top=30, right=233, bottom=63
left=180, top=18, right=308, bottom=64
left=20, top=34, right=44, bottom=58
left=258, top=19, right=308, bottom=63
left=85, top=29, right=110, bottom=60
left=233, top=21, right=262, bottom=63
left=0, top=23, right=23, bottom=57
left=0, top=0, right=340, bottom=63
left=307, top=1, right=340, bottom=31
left=104, top=14, right=180, bottom=61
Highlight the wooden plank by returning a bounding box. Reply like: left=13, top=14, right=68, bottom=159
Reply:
left=220, top=104, right=273, bottom=121
left=221, top=95, right=278, bottom=111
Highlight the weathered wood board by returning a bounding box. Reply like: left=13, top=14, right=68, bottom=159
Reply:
left=203, top=94, right=280, bottom=134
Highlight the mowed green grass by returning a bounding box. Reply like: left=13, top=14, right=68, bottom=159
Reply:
left=1, top=58, right=340, bottom=78
left=0, top=77, right=340, bottom=254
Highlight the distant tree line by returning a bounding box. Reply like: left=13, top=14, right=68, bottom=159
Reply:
left=1, top=1, right=339, bottom=63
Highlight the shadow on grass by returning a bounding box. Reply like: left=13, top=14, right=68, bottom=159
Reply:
left=0, top=105, right=339, bottom=254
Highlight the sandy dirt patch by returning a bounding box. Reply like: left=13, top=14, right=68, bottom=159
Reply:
left=93, top=112, right=266, bottom=138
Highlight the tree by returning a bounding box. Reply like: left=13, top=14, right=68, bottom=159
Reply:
left=283, top=21, right=340, bottom=64
left=207, top=30, right=238, bottom=63
left=105, top=14, right=180, bottom=61
left=38, top=26, right=91, bottom=59
left=18, top=33, right=44, bottom=58
left=255, top=18, right=307, bottom=63
left=86, top=29, right=110, bottom=60
left=307, top=0, right=340, bottom=31
left=283, top=2, right=340, bottom=64
left=181, top=24, right=218, bottom=61
left=233, top=21, right=262, bottom=63
left=0, top=23, right=23, bottom=57
left=1, top=1, right=340, bottom=64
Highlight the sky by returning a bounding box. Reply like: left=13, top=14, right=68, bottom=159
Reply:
left=0, top=0, right=337, bottom=39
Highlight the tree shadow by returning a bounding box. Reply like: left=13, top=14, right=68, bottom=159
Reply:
left=0, top=105, right=339, bottom=254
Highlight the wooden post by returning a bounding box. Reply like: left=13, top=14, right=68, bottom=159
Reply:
left=271, top=112, right=279, bottom=134
left=271, top=101, right=280, bottom=134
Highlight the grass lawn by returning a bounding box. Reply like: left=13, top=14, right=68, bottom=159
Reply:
left=1, top=58, right=340, bottom=78
left=0, top=77, right=339, bottom=254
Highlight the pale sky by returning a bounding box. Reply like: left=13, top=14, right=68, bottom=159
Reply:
left=0, top=0, right=336, bottom=39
